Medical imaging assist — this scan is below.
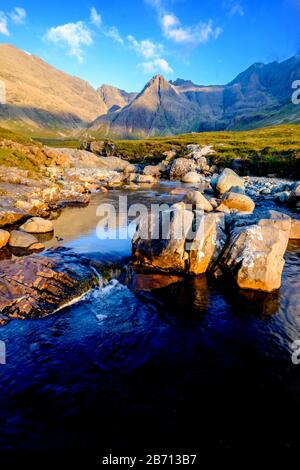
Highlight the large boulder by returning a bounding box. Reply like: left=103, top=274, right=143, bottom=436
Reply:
left=189, top=212, right=227, bottom=274
left=19, top=217, right=54, bottom=234
left=212, top=168, right=245, bottom=195
left=0, top=248, right=99, bottom=321
left=169, top=158, right=196, bottom=180
left=9, top=230, right=38, bottom=249
left=216, top=211, right=291, bottom=292
left=181, top=171, right=202, bottom=183
left=132, top=208, right=194, bottom=272
left=219, top=191, right=255, bottom=213
left=183, top=190, right=213, bottom=212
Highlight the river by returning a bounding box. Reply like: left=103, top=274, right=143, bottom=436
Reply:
left=0, top=182, right=300, bottom=460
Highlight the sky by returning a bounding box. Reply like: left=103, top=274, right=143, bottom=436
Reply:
left=0, top=0, right=299, bottom=92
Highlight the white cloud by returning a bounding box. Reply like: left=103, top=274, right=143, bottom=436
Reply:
left=104, top=26, right=124, bottom=44
left=10, top=7, right=26, bottom=24
left=141, top=58, right=173, bottom=74
left=46, top=21, right=93, bottom=62
left=128, top=35, right=162, bottom=59
left=223, top=0, right=244, bottom=17
left=128, top=34, right=172, bottom=74
left=162, top=13, right=221, bottom=45
left=90, top=7, right=102, bottom=27
left=0, top=12, right=9, bottom=36
left=146, top=0, right=222, bottom=46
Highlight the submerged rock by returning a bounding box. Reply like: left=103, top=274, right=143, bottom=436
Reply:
left=0, top=248, right=99, bottom=321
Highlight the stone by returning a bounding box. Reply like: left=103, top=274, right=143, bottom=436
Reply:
left=212, top=168, right=245, bottom=195
left=0, top=208, right=27, bottom=228
left=170, top=188, right=189, bottom=196
left=0, top=248, right=99, bottom=320
left=136, top=174, right=156, bottom=184
left=181, top=171, right=201, bottom=183
left=29, top=242, right=45, bottom=251
left=183, top=190, right=213, bottom=212
left=9, top=230, right=38, bottom=249
left=216, top=211, right=291, bottom=292
left=19, top=217, right=54, bottom=234
left=143, top=165, right=161, bottom=177
left=132, top=208, right=194, bottom=272
left=188, top=213, right=227, bottom=274
left=220, top=191, right=255, bottom=213
left=169, top=158, right=196, bottom=180
left=290, top=219, right=300, bottom=239
left=0, top=229, right=10, bottom=249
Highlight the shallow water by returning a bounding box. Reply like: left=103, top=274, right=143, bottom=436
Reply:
left=1, top=182, right=300, bottom=459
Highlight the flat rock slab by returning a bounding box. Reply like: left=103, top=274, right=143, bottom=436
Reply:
left=0, top=248, right=99, bottom=322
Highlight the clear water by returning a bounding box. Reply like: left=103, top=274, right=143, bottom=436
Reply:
left=1, top=182, right=300, bottom=459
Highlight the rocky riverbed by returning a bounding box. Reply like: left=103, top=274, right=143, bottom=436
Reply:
left=0, top=140, right=299, bottom=323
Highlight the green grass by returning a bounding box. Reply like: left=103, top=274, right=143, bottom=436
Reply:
left=1, top=123, right=300, bottom=177
left=0, top=148, right=40, bottom=172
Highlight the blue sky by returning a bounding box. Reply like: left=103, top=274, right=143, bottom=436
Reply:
left=0, top=0, right=299, bottom=91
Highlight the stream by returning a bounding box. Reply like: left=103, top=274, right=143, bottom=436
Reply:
left=1, top=181, right=300, bottom=459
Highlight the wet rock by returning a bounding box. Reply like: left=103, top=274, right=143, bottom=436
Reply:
left=9, top=230, right=38, bottom=249
left=212, top=168, right=245, bottom=195
left=170, top=187, right=189, bottom=196
left=0, top=248, right=99, bottom=321
left=0, top=229, right=10, bottom=248
left=216, top=211, right=291, bottom=292
left=181, top=171, right=202, bottom=183
left=220, top=191, right=255, bottom=213
left=0, top=208, right=27, bottom=228
left=133, top=208, right=194, bottom=272
left=183, top=190, right=213, bottom=212
left=169, top=158, right=196, bottom=180
left=29, top=242, right=45, bottom=251
left=290, top=219, right=300, bottom=239
left=189, top=212, right=227, bottom=275
left=20, top=217, right=54, bottom=234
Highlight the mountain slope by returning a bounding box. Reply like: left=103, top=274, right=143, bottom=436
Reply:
left=97, top=85, right=137, bottom=113
left=0, top=44, right=106, bottom=130
left=91, top=75, right=203, bottom=137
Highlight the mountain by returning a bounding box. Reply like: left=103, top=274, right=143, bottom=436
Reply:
left=91, top=75, right=203, bottom=137
left=0, top=43, right=299, bottom=136
left=97, top=85, right=137, bottom=113
left=0, top=44, right=107, bottom=130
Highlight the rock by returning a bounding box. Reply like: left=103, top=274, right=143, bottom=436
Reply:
left=170, top=188, right=189, bottom=196
left=181, top=171, right=201, bottom=183
left=215, top=203, right=231, bottom=214
left=189, top=213, right=227, bottom=274
left=0, top=229, right=10, bottom=248
left=212, top=168, right=245, bottom=195
left=9, top=230, right=38, bottom=248
left=216, top=211, right=291, bottom=292
left=132, top=208, right=194, bottom=272
left=169, top=158, right=196, bottom=180
left=143, top=165, right=161, bottom=177
left=0, top=208, right=27, bottom=228
left=123, top=164, right=137, bottom=175
left=136, top=174, right=156, bottom=184
left=274, top=191, right=290, bottom=203
left=19, top=217, right=54, bottom=234
left=0, top=248, right=99, bottom=321
left=55, top=148, right=103, bottom=168
left=183, top=190, right=213, bottom=212
left=290, top=219, right=300, bottom=239
left=220, top=191, right=255, bottom=213
left=28, top=242, right=45, bottom=251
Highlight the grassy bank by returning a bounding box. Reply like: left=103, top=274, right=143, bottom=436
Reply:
left=0, top=124, right=300, bottom=178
